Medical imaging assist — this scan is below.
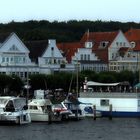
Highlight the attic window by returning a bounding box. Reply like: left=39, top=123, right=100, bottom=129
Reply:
left=100, top=41, right=108, bottom=48
left=130, top=41, right=136, bottom=48
left=85, top=42, right=93, bottom=48
left=51, top=47, right=54, bottom=51
left=10, top=45, right=18, bottom=51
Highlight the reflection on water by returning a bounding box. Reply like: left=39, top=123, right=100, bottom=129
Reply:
left=0, top=118, right=140, bottom=140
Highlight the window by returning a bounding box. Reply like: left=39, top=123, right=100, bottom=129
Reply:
left=5, top=100, right=15, bottom=112
left=138, top=100, right=140, bottom=107
left=100, top=41, right=108, bottom=48
left=11, top=57, right=13, bottom=62
left=9, top=45, right=18, bottom=51
left=84, top=54, right=86, bottom=60
left=2, top=57, right=5, bottom=62
left=130, top=41, right=136, bottom=48
left=85, top=42, right=93, bottom=48
left=88, top=54, right=90, bottom=60
left=100, top=99, right=109, bottom=106
left=81, top=54, right=83, bottom=60
left=6, top=57, right=9, bottom=62
left=29, top=106, right=38, bottom=110
left=23, top=57, right=26, bottom=63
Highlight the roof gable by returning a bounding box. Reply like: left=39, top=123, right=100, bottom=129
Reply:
left=42, top=40, right=63, bottom=58
left=0, top=33, right=29, bottom=53
left=110, top=30, right=131, bottom=49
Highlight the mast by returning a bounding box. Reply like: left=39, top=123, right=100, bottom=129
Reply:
left=76, top=58, right=79, bottom=98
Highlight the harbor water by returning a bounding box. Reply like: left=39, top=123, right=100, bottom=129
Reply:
left=0, top=118, right=140, bottom=140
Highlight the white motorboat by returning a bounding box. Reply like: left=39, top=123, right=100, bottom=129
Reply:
left=28, top=99, right=51, bottom=122
left=28, top=99, right=65, bottom=122
left=0, top=96, right=31, bottom=124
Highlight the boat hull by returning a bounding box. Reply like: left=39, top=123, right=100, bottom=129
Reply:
left=30, top=113, right=49, bottom=122
left=100, top=111, right=140, bottom=117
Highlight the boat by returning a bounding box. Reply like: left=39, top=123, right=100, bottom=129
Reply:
left=28, top=98, right=70, bottom=122
left=0, top=96, right=31, bottom=124
left=80, top=104, right=102, bottom=117
left=63, top=96, right=84, bottom=120
left=28, top=98, right=52, bottom=122
left=52, top=102, right=71, bottom=120
left=79, top=81, right=140, bottom=117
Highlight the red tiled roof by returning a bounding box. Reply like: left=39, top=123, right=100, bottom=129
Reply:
left=57, top=42, right=83, bottom=63
left=125, top=28, right=140, bottom=51
left=93, top=49, right=108, bottom=63
left=125, top=28, right=140, bottom=41
left=81, top=31, right=119, bottom=50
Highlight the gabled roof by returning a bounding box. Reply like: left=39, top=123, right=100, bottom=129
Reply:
left=57, top=42, right=83, bottom=63
left=80, top=31, right=119, bottom=63
left=125, top=28, right=140, bottom=41
left=81, top=31, right=119, bottom=50
left=125, top=28, right=140, bottom=51
left=0, top=32, right=30, bottom=55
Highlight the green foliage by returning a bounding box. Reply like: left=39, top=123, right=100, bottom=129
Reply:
left=1, top=20, right=140, bottom=42
left=29, top=74, right=47, bottom=90
left=27, top=70, right=137, bottom=92
left=0, top=70, right=137, bottom=95
left=9, top=75, right=24, bottom=93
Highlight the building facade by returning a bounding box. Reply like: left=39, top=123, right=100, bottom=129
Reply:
left=0, top=29, right=140, bottom=80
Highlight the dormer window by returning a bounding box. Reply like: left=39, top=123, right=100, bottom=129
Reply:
left=130, top=41, right=136, bottom=48
left=85, top=42, right=93, bottom=48
left=9, top=45, right=18, bottom=51
left=100, top=41, right=109, bottom=48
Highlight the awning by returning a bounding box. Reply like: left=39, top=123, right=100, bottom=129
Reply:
left=86, top=81, right=120, bottom=86
left=134, top=83, right=140, bottom=89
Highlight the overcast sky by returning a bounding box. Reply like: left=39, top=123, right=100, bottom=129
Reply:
left=0, top=0, right=140, bottom=23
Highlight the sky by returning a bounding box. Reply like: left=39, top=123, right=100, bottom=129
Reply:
left=0, top=0, right=140, bottom=23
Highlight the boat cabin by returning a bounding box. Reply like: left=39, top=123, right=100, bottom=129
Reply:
left=0, top=96, right=30, bottom=124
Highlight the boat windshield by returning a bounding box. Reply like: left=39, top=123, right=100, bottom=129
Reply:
left=0, top=99, right=9, bottom=106
left=14, top=98, right=26, bottom=110
left=53, top=104, right=63, bottom=109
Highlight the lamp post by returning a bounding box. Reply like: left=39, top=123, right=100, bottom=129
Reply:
left=24, top=70, right=30, bottom=105
left=26, top=70, right=29, bottom=105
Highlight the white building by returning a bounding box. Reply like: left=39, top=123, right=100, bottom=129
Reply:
left=0, top=33, right=39, bottom=79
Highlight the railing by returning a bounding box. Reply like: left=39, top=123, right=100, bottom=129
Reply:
left=80, top=91, right=140, bottom=98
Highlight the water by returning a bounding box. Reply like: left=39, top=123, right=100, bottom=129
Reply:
left=0, top=118, right=140, bottom=140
